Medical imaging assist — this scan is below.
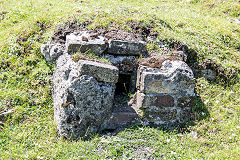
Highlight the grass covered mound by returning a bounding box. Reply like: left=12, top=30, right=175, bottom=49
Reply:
left=0, top=0, right=239, bottom=159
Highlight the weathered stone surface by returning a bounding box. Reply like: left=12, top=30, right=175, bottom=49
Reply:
left=137, top=60, right=195, bottom=95
left=66, top=33, right=107, bottom=55
left=143, top=108, right=177, bottom=123
left=136, top=92, right=174, bottom=109
left=177, top=96, right=195, bottom=108
left=53, top=54, right=116, bottom=139
left=40, top=44, right=63, bottom=63
left=78, top=60, right=119, bottom=83
left=108, top=39, right=146, bottom=55
left=135, top=60, right=195, bottom=125
left=104, top=55, right=137, bottom=73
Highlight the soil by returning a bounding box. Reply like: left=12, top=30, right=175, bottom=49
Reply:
left=50, top=20, right=239, bottom=83
left=50, top=20, right=158, bottom=44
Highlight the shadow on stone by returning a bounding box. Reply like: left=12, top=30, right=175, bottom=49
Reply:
left=43, top=21, right=216, bottom=140
left=98, top=93, right=209, bottom=138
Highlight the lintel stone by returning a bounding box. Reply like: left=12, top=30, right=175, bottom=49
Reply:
left=78, top=60, right=119, bottom=83
left=104, top=54, right=137, bottom=72
left=108, top=39, right=146, bottom=55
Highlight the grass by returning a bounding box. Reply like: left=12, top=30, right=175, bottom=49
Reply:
left=0, top=0, right=239, bottom=159
left=71, top=51, right=110, bottom=64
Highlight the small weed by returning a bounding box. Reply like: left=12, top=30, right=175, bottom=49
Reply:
left=71, top=51, right=110, bottom=64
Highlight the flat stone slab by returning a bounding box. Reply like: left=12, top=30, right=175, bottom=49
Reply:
left=104, top=55, right=137, bottom=73
left=108, top=39, right=146, bottom=55
left=78, top=60, right=119, bottom=83
left=137, top=60, right=195, bottom=95
left=66, top=33, right=107, bottom=55
left=40, top=44, right=63, bottom=63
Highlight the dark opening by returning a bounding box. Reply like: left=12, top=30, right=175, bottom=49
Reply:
left=103, top=72, right=138, bottom=133
left=115, top=74, right=131, bottom=95
left=113, top=73, right=136, bottom=113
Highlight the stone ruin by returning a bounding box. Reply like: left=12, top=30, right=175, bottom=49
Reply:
left=41, top=31, right=195, bottom=139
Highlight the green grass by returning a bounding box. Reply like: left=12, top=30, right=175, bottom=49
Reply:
left=0, top=0, right=240, bottom=159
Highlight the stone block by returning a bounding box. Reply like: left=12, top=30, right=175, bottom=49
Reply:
left=53, top=55, right=116, bottom=139
left=104, top=55, right=137, bottom=73
left=108, top=39, right=146, bottom=55
left=171, top=50, right=188, bottom=62
left=138, top=60, right=195, bottom=95
left=40, top=44, right=63, bottom=63
left=78, top=60, right=119, bottom=83
left=66, top=33, right=107, bottom=55
left=177, top=96, right=195, bottom=108
left=136, top=92, right=175, bottom=109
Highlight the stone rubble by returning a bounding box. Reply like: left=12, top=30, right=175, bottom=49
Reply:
left=41, top=31, right=196, bottom=139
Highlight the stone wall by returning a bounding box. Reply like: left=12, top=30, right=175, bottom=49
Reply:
left=41, top=31, right=195, bottom=139
left=134, top=60, right=195, bottom=125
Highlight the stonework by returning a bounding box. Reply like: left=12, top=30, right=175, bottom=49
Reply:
left=136, top=92, right=175, bottom=108
left=53, top=54, right=117, bottom=139
left=41, top=31, right=196, bottom=139
left=66, top=33, right=107, bottom=55
left=104, top=55, right=137, bottom=73
left=134, top=60, right=195, bottom=125
left=78, top=60, right=119, bottom=83
left=108, top=40, right=146, bottom=55
left=137, top=60, right=195, bottom=95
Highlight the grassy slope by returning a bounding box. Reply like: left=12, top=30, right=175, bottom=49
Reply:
left=0, top=0, right=239, bottom=159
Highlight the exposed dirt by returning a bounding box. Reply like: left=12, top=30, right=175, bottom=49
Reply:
left=51, top=20, right=158, bottom=44
left=50, top=20, right=239, bottom=83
